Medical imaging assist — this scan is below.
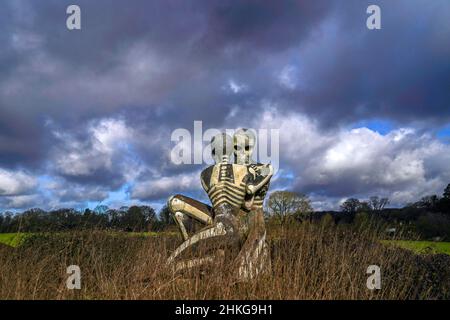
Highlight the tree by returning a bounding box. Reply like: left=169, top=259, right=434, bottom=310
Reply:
left=94, top=205, right=109, bottom=214
left=1, top=211, right=13, bottom=233
left=416, top=213, right=450, bottom=240
left=414, top=195, right=440, bottom=211
left=158, top=205, right=175, bottom=229
left=139, top=205, right=157, bottom=230
left=359, top=201, right=371, bottom=212
left=266, top=191, right=313, bottom=225
left=340, top=198, right=362, bottom=214
left=123, top=206, right=147, bottom=232
left=439, top=184, right=450, bottom=216
left=444, top=184, right=450, bottom=199
left=106, top=209, right=119, bottom=228
left=368, top=196, right=389, bottom=211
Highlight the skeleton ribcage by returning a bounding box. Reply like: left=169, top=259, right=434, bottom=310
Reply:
left=201, top=163, right=248, bottom=209
left=207, top=180, right=247, bottom=208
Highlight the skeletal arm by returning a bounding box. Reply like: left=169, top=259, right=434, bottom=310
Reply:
left=246, top=164, right=273, bottom=195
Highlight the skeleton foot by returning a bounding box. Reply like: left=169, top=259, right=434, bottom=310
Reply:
left=166, top=222, right=227, bottom=265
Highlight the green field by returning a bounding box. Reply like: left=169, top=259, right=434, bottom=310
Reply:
left=0, top=231, right=177, bottom=248
left=382, top=240, right=450, bottom=255
left=0, top=233, right=30, bottom=247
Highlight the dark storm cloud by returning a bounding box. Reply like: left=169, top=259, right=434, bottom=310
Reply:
left=0, top=0, right=449, bottom=209
left=0, top=0, right=332, bottom=169
left=24, top=0, right=330, bottom=65
left=282, top=0, right=450, bottom=126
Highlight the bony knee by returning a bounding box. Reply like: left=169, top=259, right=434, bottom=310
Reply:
left=174, top=212, right=184, bottom=219
left=168, top=195, right=185, bottom=213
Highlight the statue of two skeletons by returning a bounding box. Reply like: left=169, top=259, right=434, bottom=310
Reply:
left=166, top=129, right=273, bottom=281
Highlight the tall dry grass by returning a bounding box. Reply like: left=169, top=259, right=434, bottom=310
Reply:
left=0, top=219, right=448, bottom=300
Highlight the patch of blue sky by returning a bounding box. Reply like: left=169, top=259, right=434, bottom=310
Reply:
left=350, top=119, right=395, bottom=135
left=37, top=175, right=54, bottom=197
left=100, top=183, right=132, bottom=208
left=437, top=124, right=450, bottom=143
left=277, top=169, right=295, bottom=181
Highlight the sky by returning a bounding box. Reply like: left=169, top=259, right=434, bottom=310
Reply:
left=0, top=0, right=450, bottom=212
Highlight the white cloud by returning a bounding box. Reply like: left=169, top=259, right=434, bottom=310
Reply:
left=0, top=168, right=37, bottom=196
left=223, top=79, right=247, bottom=94
left=2, top=194, right=40, bottom=209
left=255, top=108, right=450, bottom=208
left=45, top=178, right=108, bottom=204
left=278, top=65, right=298, bottom=90
left=52, top=118, right=134, bottom=177
left=131, top=170, right=200, bottom=200
left=0, top=168, right=40, bottom=210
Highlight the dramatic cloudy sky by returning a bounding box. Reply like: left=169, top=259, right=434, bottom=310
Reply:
left=1, top=0, right=449, bottom=212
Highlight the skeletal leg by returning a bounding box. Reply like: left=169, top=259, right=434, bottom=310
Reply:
left=173, top=212, right=189, bottom=241
left=167, top=204, right=241, bottom=273
left=234, top=208, right=270, bottom=281
left=168, top=195, right=213, bottom=241
left=166, top=222, right=227, bottom=265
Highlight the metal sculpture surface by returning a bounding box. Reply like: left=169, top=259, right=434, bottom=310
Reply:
left=167, top=129, right=273, bottom=280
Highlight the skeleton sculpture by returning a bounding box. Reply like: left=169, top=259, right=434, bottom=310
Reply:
left=167, top=130, right=273, bottom=280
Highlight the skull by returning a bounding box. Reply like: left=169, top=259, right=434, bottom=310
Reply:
left=211, top=133, right=233, bottom=164
left=233, top=128, right=256, bottom=165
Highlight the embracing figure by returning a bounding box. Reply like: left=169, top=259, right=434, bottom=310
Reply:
left=166, top=129, right=273, bottom=280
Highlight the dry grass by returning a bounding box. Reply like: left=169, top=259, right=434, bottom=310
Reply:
left=0, top=220, right=448, bottom=300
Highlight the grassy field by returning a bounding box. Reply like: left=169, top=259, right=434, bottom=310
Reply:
left=382, top=240, right=450, bottom=255
left=0, top=224, right=449, bottom=299
left=0, top=233, right=30, bottom=247
left=0, top=231, right=177, bottom=248
left=5, top=232, right=449, bottom=256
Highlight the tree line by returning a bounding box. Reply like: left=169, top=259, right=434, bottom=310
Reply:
left=264, top=184, right=450, bottom=240
left=1, top=184, right=449, bottom=239
left=0, top=205, right=175, bottom=233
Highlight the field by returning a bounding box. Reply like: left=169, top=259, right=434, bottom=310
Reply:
left=3, top=232, right=449, bottom=255
left=382, top=240, right=450, bottom=255
left=0, top=223, right=449, bottom=300
left=0, top=233, right=29, bottom=248
left=0, top=231, right=177, bottom=248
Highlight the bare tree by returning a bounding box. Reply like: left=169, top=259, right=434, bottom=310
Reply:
left=266, top=191, right=313, bottom=225
left=368, top=196, right=389, bottom=211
